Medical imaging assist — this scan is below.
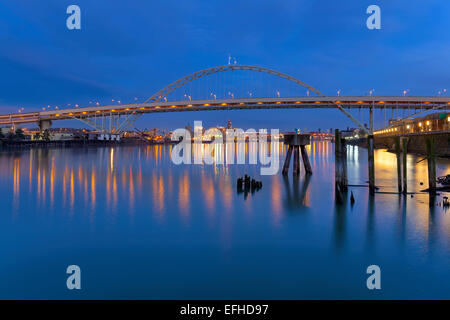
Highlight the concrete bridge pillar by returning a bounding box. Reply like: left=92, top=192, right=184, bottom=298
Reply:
left=38, top=120, right=52, bottom=132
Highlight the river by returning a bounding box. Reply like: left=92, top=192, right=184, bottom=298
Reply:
left=0, top=141, right=449, bottom=299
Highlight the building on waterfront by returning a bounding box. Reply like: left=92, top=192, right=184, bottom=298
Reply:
left=375, top=112, right=450, bottom=136
left=0, top=127, right=11, bottom=136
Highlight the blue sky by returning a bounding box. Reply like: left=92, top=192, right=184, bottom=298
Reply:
left=0, top=0, right=449, bottom=131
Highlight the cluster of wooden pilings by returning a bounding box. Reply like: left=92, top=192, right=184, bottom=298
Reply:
left=336, top=130, right=438, bottom=202
left=393, top=136, right=437, bottom=197
left=282, top=133, right=312, bottom=176
left=237, top=175, right=263, bottom=199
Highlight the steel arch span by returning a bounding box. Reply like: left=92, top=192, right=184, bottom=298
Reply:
left=145, top=64, right=371, bottom=133
left=145, top=64, right=325, bottom=103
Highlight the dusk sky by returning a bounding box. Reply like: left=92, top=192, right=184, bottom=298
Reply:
left=0, top=0, right=449, bottom=131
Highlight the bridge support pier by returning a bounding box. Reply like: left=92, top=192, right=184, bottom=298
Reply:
left=38, top=120, right=52, bottom=132
left=282, top=133, right=311, bottom=176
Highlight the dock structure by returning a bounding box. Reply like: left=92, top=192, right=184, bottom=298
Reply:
left=282, top=133, right=312, bottom=176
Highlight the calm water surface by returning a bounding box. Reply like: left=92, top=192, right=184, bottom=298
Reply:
left=1, top=141, right=449, bottom=299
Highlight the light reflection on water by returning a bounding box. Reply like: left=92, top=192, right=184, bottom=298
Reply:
left=0, top=141, right=450, bottom=299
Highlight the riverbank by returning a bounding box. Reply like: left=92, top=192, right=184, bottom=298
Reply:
left=0, top=139, right=171, bottom=149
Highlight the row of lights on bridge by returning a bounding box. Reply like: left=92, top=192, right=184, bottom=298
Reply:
left=15, top=87, right=449, bottom=114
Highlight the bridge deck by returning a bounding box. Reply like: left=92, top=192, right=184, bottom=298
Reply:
left=1, top=96, right=449, bottom=126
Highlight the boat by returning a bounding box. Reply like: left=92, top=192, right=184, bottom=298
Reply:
left=437, top=175, right=450, bottom=186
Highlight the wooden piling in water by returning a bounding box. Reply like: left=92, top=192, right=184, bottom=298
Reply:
left=367, top=134, right=375, bottom=195
left=293, top=146, right=300, bottom=176
left=341, top=137, right=348, bottom=192
left=300, top=145, right=312, bottom=175
left=426, top=137, right=436, bottom=195
left=402, top=137, right=408, bottom=194
left=335, top=129, right=342, bottom=191
left=395, top=136, right=402, bottom=193
left=282, top=145, right=293, bottom=176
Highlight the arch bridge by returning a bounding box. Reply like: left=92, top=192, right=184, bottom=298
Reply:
left=1, top=64, right=449, bottom=135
